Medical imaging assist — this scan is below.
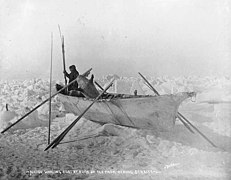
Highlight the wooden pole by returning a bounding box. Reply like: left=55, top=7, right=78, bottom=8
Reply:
left=1, top=68, right=92, bottom=134
left=58, top=24, right=62, bottom=39
left=58, top=25, right=67, bottom=89
left=48, top=33, right=53, bottom=145
left=44, top=78, right=115, bottom=151
left=59, top=133, right=101, bottom=145
left=95, top=81, right=113, bottom=91
left=138, top=72, right=218, bottom=148
left=94, top=81, right=104, bottom=91
left=177, top=112, right=218, bottom=148
left=61, top=36, right=67, bottom=87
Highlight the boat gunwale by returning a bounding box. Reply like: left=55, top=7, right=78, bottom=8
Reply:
left=57, top=93, right=160, bottom=102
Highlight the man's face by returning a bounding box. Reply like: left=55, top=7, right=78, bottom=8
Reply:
left=70, top=67, right=75, bottom=72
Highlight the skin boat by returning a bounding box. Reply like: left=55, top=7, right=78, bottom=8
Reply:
left=57, top=92, right=195, bottom=131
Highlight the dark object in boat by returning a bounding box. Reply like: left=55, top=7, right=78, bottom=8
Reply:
left=56, top=84, right=84, bottom=97
left=56, top=84, right=68, bottom=95
left=56, top=83, right=148, bottom=99
left=69, top=90, right=85, bottom=97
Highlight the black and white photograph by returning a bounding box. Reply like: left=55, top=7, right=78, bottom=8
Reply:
left=0, top=0, right=231, bottom=179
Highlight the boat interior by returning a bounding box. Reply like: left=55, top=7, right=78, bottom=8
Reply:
left=56, top=84, right=154, bottom=100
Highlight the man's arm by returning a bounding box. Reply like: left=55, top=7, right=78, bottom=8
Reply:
left=63, top=71, right=70, bottom=78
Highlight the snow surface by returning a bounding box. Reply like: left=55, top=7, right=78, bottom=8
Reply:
left=0, top=76, right=230, bottom=179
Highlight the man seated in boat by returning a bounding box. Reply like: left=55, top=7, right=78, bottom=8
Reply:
left=60, top=65, right=94, bottom=97
left=63, top=65, right=79, bottom=91
left=61, top=65, right=84, bottom=97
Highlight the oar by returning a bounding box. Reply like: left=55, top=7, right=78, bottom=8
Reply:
left=48, top=32, right=53, bottom=145
left=44, top=78, right=115, bottom=151
left=138, top=72, right=194, bottom=133
left=1, top=68, right=92, bottom=134
left=138, top=72, right=218, bottom=148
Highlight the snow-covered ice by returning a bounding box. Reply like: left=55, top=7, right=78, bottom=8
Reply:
left=0, top=76, right=230, bottom=179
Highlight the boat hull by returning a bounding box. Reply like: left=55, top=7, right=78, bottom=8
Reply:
left=57, top=92, right=193, bottom=131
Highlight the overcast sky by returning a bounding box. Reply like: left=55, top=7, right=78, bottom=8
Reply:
left=0, top=0, right=230, bottom=80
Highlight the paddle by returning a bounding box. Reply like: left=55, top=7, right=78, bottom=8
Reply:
left=1, top=68, right=92, bottom=134
left=138, top=72, right=218, bottom=148
left=44, top=78, right=115, bottom=151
